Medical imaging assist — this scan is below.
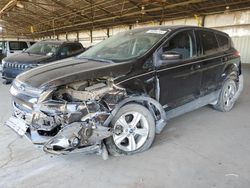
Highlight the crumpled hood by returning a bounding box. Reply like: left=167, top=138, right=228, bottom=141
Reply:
left=4, top=52, right=53, bottom=64
left=16, top=57, right=132, bottom=89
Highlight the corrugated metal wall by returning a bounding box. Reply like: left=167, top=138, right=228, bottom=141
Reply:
left=39, top=10, right=250, bottom=64
left=232, top=36, right=250, bottom=64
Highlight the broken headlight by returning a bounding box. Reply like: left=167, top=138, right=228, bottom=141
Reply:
left=12, top=79, right=43, bottom=97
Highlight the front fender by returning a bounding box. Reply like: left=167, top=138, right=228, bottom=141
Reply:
left=103, top=96, right=167, bottom=134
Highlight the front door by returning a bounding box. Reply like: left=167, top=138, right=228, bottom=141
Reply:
left=155, top=29, right=202, bottom=109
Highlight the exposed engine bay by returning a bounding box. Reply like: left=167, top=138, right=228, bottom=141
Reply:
left=10, top=78, right=128, bottom=159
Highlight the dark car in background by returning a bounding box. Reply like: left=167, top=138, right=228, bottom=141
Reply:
left=2, top=40, right=85, bottom=82
left=6, top=26, right=243, bottom=159
left=0, top=41, right=36, bottom=72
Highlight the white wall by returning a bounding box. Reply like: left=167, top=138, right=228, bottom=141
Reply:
left=40, top=10, right=250, bottom=63
left=110, top=25, right=130, bottom=36
left=205, top=10, right=250, bottom=63
left=163, top=18, right=197, bottom=26
left=58, top=33, right=66, bottom=40
left=79, top=31, right=91, bottom=47
left=92, top=29, right=108, bottom=45
left=231, top=36, right=250, bottom=64
left=67, top=32, right=77, bottom=41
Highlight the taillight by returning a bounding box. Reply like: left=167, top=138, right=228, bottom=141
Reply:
left=235, top=51, right=240, bottom=57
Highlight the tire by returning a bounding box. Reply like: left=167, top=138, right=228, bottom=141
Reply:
left=3, top=79, right=11, bottom=85
left=105, top=103, right=155, bottom=156
left=213, top=73, right=238, bottom=112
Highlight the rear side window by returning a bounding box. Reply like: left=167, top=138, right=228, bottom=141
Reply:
left=69, top=44, right=83, bottom=54
left=199, top=31, right=219, bottom=55
left=216, top=33, right=229, bottom=51
left=9, top=41, right=28, bottom=50
left=30, top=42, right=36, bottom=46
left=60, top=44, right=83, bottom=57
left=71, top=44, right=83, bottom=51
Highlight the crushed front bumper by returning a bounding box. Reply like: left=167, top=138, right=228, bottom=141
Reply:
left=6, top=101, right=50, bottom=143
left=5, top=115, right=52, bottom=144
left=6, top=116, right=28, bottom=136
left=5, top=101, right=111, bottom=159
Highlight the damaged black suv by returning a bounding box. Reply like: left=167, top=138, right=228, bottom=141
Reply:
left=6, top=26, right=243, bottom=159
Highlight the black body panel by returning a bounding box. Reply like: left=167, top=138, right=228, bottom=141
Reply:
left=14, top=26, right=241, bottom=108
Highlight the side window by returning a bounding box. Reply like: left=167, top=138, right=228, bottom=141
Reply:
left=68, top=44, right=83, bottom=55
left=216, top=33, right=229, bottom=51
left=60, top=45, right=70, bottom=57
left=30, top=42, right=36, bottom=46
left=199, top=31, right=219, bottom=55
left=0, top=41, right=4, bottom=52
left=162, top=30, right=196, bottom=60
left=9, top=41, right=28, bottom=50
left=2, top=42, right=7, bottom=54
left=20, top=42, right=28, bottom=49
left=74, top=44, right=83, bottom=51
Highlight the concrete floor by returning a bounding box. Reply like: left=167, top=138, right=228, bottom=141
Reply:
left=0, top=65, right=250, bottom=188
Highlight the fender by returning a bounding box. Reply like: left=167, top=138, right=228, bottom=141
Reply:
left=222, top=63, right=239, bottom=80
left=103, top=95, right=167, bottom=134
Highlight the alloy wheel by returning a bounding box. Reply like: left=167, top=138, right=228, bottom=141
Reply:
left=113, top=111, right=149, bottom=152
left=223, top=81, right=237, bottom=108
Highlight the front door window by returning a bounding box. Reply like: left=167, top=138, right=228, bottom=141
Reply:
left=162, top=30, right=196, bottom=60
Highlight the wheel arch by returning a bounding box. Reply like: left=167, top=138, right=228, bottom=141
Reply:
left=222, top=63, right=239, bottom=80
left=103, top=95, right=167, bottom=134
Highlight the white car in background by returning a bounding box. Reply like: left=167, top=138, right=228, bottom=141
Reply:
left=0, top=41, right=36, bottom=72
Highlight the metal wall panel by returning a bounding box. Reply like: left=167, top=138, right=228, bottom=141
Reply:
left=231, top=36, right=250, bottom=64
left=44, top=10, right=250, bottom=57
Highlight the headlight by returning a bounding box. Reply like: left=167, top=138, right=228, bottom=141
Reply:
left=12, top=79, right=43, bottom=97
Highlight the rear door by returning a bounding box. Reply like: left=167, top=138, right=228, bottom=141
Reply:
left=156, top=29, right=203, bottom=109
left=197, top=29, right=227, bottom=94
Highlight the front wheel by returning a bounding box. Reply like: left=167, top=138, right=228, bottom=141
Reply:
left=105, top=103, right=155, bottom=156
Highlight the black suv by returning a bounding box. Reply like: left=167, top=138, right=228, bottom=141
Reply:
left=6, top=26, right=243, bottom=159
left=2, top=40, right=85, bottom=82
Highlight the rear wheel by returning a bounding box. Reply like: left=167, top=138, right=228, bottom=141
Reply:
left=105, top=103, right=155, bottom=156
left=213, top=74, right=238, bottom=112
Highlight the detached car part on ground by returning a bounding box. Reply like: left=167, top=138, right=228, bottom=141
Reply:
left=6, top=26, right=243, bottom=160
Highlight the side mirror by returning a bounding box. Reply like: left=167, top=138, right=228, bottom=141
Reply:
left=161, top=51, right=182, bottom=60
left=22, top=48, right=27, bottom=52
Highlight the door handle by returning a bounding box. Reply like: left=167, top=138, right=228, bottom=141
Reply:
left=10, top=51, right=14, bottom=53
left=191, top=64, right=201, bottom=70
left=221, top=57, right=228, bottom=62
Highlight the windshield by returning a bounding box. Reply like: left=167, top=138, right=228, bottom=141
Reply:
left=25, top=42, right=61, bottom=56
left=78, top=28, right=168, bottom=62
